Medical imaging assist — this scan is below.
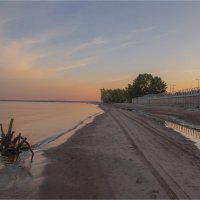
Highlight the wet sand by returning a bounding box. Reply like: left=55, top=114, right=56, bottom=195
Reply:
left=37, top=104, right=200, bottom=199
left=0, top=102, right=103, bottom=199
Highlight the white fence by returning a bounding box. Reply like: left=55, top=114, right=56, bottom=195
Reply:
left=132, top=87, right=200, bottom=108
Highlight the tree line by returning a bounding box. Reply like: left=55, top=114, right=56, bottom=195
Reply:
left=101, top=73, right=167, bottom=103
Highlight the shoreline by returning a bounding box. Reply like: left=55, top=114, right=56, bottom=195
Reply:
left=0, top=100, right=100, bottom=105
left=2, top=103, right=200, bottom=198
left=36, top=110, right=109, bottom=199
left=34, top=109, right=104, bottom=150
left=0, top=103, right=103, bottom=199
left=36, top=104, right=200, bottom=199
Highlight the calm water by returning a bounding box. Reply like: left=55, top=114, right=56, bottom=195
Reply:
left=165, top=121, right=200, bottom=150
left=0, top=102, right=102, bottom=148
left=0, top=102, right=103, bottom=198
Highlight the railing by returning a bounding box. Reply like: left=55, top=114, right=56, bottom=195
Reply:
left=138, top=87, right=200, bottom=99
left=132, top=87, right=200, bottom=108
left=173, top=87, right=200, bottom=96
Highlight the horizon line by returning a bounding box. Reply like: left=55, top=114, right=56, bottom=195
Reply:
left=0, top=99, right=100, bottom=103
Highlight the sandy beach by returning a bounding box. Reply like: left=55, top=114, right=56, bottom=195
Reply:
left=1, top=1, right=200, bottom=199
left=34, top=103, right=200, bottom=199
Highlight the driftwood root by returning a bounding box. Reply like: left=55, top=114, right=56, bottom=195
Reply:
left=0, top=118, right=34, bottom=162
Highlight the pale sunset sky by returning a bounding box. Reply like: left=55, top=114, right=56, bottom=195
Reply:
left=0, top=1, right=200, bottom=101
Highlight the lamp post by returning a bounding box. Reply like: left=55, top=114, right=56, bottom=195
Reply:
left=196, top=79, right=200, bottom=90
left=171, top=84, right=176, bottom=94
left=196, top=79, right=200, bottom=108
left=169, top=84, right=176, bottom=94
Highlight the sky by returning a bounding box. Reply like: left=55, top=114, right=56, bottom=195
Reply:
left=0, top=1, right=200, bottom=101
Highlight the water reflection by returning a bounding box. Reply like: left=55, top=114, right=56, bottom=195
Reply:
left=0, top=102, right=101, bottom=147
left=165, top=121, right=200, bottom=139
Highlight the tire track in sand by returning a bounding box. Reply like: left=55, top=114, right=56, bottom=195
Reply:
left=108, top=109, right=190, bottom=199
left=119, top=109, right=200, bottom=164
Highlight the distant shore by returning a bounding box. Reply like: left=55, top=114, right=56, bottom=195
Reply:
left=0, top=99, right=100, bottom=104
left=36, top=103, right=200, bottom=199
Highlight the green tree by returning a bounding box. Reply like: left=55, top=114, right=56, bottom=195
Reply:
left=125, top=84, right=134, bottom=103
left=101, top=89, right=112, bottom=103
left=150, top=76, right=167, bottom=94
left=101, top=73, right=167, bottom=103
left=101, top=88, right=126, bottom=103
left=132, top=73, right=153, bottom=97
left=126, top=73, right=167, bottom=101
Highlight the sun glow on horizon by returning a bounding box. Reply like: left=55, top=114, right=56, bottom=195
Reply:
left=0, top=1, right=200, bottom=101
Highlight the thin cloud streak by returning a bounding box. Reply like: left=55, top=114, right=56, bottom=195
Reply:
left=129, top=26, right=157, bottom=35
left=55, top=56, right=97, bottom=71
left=103, top=26, right=157, bottom=52
left=65, top=37, right=106, bottom=56
left=105, top=28, right=176, bottom=53
left=0, top=2, right=199, bottom=101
